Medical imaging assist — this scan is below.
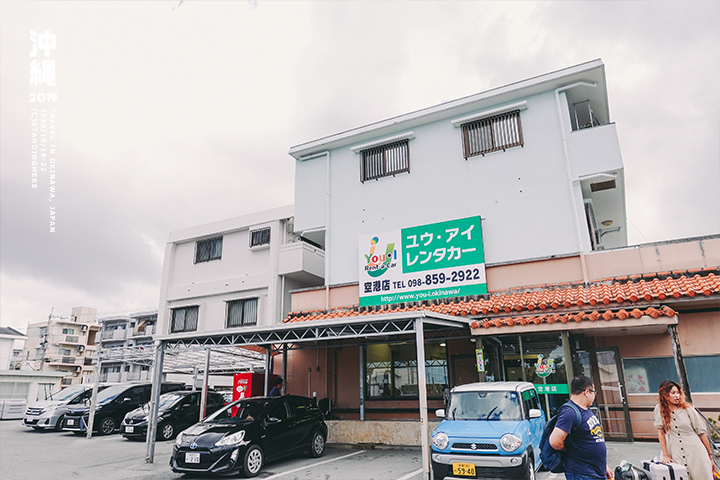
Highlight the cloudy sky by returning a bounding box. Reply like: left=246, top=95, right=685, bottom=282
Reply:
left=1, top=0, right=718, bottom=333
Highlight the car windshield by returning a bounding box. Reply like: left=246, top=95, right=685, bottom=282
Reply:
left=158, top=392, right=186, bottom=410
left=46, top=385, right=87, bottom=402
left=204, top=399, right=270, bottom=423
left=96, top=385, right=133, bottom=403
left=446, top=391, right=522, bottom=421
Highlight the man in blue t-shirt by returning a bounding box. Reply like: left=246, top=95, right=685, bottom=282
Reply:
left=549, top=375, right=612, bottom=480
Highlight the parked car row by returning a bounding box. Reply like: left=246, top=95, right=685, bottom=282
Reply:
left=23, top=384, right=329, bottom=478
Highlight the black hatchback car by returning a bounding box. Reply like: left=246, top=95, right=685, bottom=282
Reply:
left=121, top=390, right=226, bottom=441
left=170, top=395, right=327, bottom=477
left=63, top=382, right=185, bottom=435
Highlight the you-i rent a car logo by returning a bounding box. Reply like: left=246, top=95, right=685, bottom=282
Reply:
left=364, top=237, right=398, bottom=278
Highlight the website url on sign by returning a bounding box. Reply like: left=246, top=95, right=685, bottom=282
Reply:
left=380, top=288, right=461, bottom=303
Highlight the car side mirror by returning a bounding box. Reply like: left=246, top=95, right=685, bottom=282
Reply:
left=122, top=397, right=131, bottom=403
left=529, top=408, right=542, bottom=419
left=435, top=409, right=445, bottom=418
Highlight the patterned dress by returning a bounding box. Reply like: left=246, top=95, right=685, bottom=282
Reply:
left=653, top=405, right=712, bottom=480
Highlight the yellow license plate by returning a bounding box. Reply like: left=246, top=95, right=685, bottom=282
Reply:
left=452, top=462, right=476, bottom=476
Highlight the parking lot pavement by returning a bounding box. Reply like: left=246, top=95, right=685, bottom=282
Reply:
left=0, top=421, right=424, bottom=480
left=1, top=420, right=661, bottom=480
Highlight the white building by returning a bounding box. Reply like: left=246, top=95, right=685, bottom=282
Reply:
left=0, top=327, right=27, bottom=371
left=289, top=59, right=626, bottom=290
left=20, top=306, right=100, bottom=387
left=156, top=205, right=324, bottom=337
left=96, top=311, right=156, bottom=382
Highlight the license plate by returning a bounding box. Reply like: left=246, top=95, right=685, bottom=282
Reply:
left=452, top=462, right=476, bottom=476
left=67, top=419, right=75, bottom=426
left=125, top=426, right=134, bottom=433
left=185, top=452, right=200, bottom=464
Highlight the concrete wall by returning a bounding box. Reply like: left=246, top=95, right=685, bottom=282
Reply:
left=327, top=419, right=441, bottom=447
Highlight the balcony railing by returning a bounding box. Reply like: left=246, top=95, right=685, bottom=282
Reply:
left=101, top=329, right=127, bottom=341
left=133, top=324, right=156, bottom=337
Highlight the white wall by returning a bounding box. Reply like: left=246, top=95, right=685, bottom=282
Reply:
left=296, top=89, right=620, bottom=286
left=157, top=207, right=300, bottom=336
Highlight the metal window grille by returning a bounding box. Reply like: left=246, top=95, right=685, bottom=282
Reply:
left=195, top=237, right=223, bottom=263
left=226, top=298, right=258, bottom=328
left=360, top=139, right=410, bottom=182
left=461, top=110, right=523, bottom=158
left=171, top=306, right=199, bottom=333
left=250, top=227, right=271, bottom=247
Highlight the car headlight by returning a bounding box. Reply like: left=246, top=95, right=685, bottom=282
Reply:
left=175, top=431, right=186, bottom=446
left=431, top=432, right=449, bottom=450
left=500, top=433, right=522, bottom=452
left=40, top=405, right=57, bottom=415
left=215, top=430, right=248, bottom=447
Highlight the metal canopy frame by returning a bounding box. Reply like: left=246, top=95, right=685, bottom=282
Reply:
left=154, top=311, right=471, bottom=351
left=145, top=310, right=472, bottom=480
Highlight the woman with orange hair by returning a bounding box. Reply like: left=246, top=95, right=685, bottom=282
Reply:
left=653, top=380, right=713, bottom=479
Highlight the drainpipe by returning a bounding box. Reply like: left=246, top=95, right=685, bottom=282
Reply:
left=325, top=151, right=331, bottom=310
left=554, top=81, right=597, bottom=286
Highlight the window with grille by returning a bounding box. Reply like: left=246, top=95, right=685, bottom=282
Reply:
left=170, top=306, right=199, bottom=333
left=226, top=298, right=258, bottom=327
left=360, top=139, right=410, bottom=182
left=250, top=227, right=271, bottom=247
left=461, top=110, right=523, bottom=158
left=195, top=236, right=222, bottom=263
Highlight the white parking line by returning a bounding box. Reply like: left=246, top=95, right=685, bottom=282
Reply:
left=262, top=450, right=364, bottom=479
left=395, top=467, right=423, bottom=480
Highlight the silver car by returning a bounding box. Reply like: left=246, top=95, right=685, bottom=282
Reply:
left=23, top=384, right=106, bottom=431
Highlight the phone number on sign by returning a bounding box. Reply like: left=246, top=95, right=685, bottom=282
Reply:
left=406, top=268, right=482, bottom=288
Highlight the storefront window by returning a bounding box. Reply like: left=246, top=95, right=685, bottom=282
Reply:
left=366, top=342, right=448, bottom=398
left=623, top=355, right=720, bottom=394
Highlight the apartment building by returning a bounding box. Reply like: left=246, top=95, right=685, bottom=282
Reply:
left=21, top=306, right=99, bottom=387
left=96, top=311, right=157, bottom=382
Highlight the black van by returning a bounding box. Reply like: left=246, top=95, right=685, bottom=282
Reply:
left=62, top=382, right=185, bottom=436
left=121, top=390, right=226, bottom=441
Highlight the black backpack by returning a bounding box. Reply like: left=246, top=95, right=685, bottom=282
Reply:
left=539, top=401, right=582, bottom=473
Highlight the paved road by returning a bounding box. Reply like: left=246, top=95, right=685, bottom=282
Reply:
left=1, top=420, right=661, bottom=479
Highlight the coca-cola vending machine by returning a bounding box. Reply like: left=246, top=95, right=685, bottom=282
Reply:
left=232, top=372, right=278, bottom=401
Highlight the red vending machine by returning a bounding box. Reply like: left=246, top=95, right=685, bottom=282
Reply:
left=232, top=373, right=279, bottom=401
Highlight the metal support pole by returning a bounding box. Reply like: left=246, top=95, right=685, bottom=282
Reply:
left=200, top=348, right=210, bottom=421
left=415, top=318, right=430, bottom=480
left=145, top=341, right=165, bottom=463
left=561, top=331, right=574, bottom=388
left=518, top=334, right=527, bottom=382
left=86, top=352, right=103, bottom=439
left=668, top=323, right=692, bottom=403
left=282, top=345, right=288, bottom=395
left=359, top=345, right=365, bottom=421
left=264, top=346, right=271, bottom=395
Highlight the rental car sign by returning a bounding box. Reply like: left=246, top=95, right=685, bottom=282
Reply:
left=359, top=216, right=487, bottom=307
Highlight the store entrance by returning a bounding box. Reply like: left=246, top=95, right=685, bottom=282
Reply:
left=591, top=347, right=633, bottom=441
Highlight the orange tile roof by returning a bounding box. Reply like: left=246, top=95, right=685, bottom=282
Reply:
left=282, top=268, right=720, bottom=330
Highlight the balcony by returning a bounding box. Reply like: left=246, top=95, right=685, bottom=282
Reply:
left=51, top=334, right=83, bottom=345
left=566, top=122, right=623, bottom=179
left=278, top=240, right=325, bottom=284
left=133, top=324, right=156, bottom=337
left=101, top=328, right=127, bottom=341
left=48, top=356, right=82, bottom=367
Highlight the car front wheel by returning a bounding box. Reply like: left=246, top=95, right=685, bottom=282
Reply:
left=309, top=430, right=325, bottom=458
left=158, top=421, right=175, bottom=441
left=54, top=415, right=65, bottom=431
left=243, top=445, right=264, bottom=478
left=525, top=456, right=535, bottom=480
left=98, top=417, right=116, bottom=436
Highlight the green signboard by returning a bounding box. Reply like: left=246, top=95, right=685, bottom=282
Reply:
left=534, top=383, right=570, bottom=394
left=359, top=216, right=487, bottom=306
